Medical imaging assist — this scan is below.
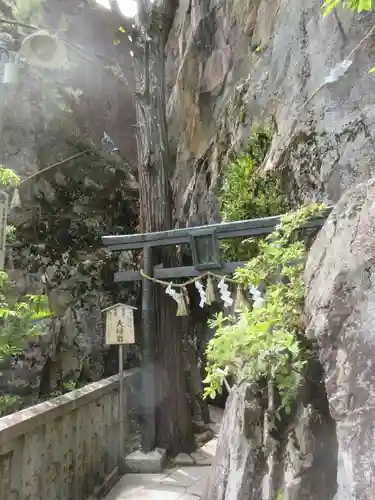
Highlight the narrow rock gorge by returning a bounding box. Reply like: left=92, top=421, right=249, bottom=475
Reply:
left=1, top=0, right=375, bottom=497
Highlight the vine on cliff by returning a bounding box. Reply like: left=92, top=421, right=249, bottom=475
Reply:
left=219, top=127, right=285, bottom=261
left=0, top=167, right=52, bottom=416
left=203, top=204, right=327, bottom=414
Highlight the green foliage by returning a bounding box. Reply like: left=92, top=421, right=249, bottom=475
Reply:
left=43, top=380, right=76, bottom=400
left=219, top=128, right=285, bottom=261
left=322, top=0, right=371, bottom=15
left=276, top=490, right=285, bottom=500
left=0, top=395, right=22, bottom=417
left=6, top=226, right=17, bottom=245
left=0, top=164, right=53, bottom=361
left=0, top=271, right=52, bottom=360
left=321, top=0, right=375, bottom=72
left=0, top=167, right=20, bottom=189
left=46, top=390, right=63, bottom=399
left=61, top=380, right=77, bottom=392
left=220, top=128, right=280, bottom=221
left=203, top=204, right=327, bottom=414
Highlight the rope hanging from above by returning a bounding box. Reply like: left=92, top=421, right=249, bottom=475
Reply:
left=140, top=269, right=236, bottom=287
left=140, top=269, right=262, bottom=316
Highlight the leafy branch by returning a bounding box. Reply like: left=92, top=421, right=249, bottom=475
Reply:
left=0, top=276, right=52, bottom=360
left=322, top=0, right=371, bottom=15
left=0, top=169, right=53, bottom=363
left=219, top=128, right=285, bottom=261
left=203, top=204, right=327, bottom=415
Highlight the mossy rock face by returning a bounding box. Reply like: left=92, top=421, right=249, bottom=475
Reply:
left=2, top=133, right=139, bottom=406
left=218, top=126, right=286, bottom=261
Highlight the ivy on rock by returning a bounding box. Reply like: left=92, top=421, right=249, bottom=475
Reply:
left=0, top=167, right=52, bottom=417
left=203, top=203, right=327, bottom=415
left=219, top=127, right=285, bottom=261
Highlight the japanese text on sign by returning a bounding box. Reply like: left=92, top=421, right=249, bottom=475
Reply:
left=104, top=304, right=135, bottom=345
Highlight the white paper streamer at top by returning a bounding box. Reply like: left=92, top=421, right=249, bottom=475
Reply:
left=195, top=280, right=206, bottom=308
left=218, top=278, right=233, bottom=308
left=166, top=282, right=181, bottom=303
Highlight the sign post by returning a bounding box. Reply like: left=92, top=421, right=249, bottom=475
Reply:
left=102, top=303, right=137, bottom=473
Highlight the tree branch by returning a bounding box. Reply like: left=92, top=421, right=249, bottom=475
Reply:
left=20, top=150, right=91, bottom=185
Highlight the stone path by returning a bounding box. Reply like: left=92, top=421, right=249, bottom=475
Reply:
left=104, top=408, right=221, bottom=500
left=104, top=439, right=216, bottom=500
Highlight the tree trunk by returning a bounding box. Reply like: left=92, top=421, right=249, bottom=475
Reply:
left=133, top=0, right=194, bottom=454
left=183, top=319, right=211, bottom=425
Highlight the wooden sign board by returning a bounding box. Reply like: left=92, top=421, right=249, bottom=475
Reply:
left=102, top=303, right=136, bottom=345
left=0, top=191, right=8, bottom=270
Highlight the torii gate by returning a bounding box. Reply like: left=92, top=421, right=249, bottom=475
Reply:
left=102, top=208, right=331, bottom=452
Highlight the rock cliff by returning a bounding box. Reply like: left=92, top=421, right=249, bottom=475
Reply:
left=305, top=179, right=375, bottom=500
left=163, top=0, right=375, bottom=498
left=166, top=0, right=375, bottom=224
left=0, top=133, right=138, bottom=407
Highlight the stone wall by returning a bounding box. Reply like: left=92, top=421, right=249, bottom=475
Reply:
left=0, top=369, right=139, bottom=500
left=204, top=360, right=338, bottom=500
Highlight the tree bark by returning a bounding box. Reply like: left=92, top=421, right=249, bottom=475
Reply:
left=133, top=0, right=194, bottom=454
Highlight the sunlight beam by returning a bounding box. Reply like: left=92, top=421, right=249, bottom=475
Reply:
left=117, top=0, right=138, bottom=18
left=95, top=0, right=112, bottom=9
